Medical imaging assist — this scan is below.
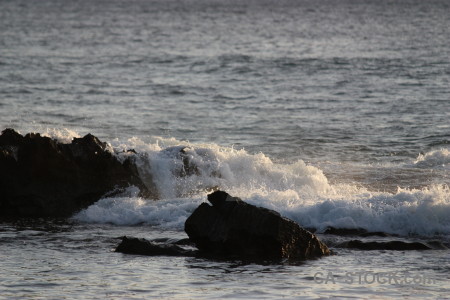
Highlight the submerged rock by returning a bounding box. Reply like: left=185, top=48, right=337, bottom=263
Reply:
left=115, top=236, right=197, bottom=257
left=323, top=227, right=392, bottom=237
left=337, top=240, right=433, bottom=251
left=184, top=190, right=330, bottom=261
left=0, top=128, right=155, bottom=217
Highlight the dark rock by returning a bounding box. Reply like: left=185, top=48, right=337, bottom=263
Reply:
left=0, top=128, right=155, bottom=218
left=174, top=238, right=196, bottom=246
left=323, top=227, right=392, bottom=237
left=162, top=146, right=200, bottom=177
left=324, top=227, right=369, bottom=236
left=115, top=236, right=197, bottom=257
left=184, top=190, right=330, bottom=261
left=425, top=241, right=449, bottom=250
left=157, top=146, right=221, bottom=197
left=304, top=227, right=317, bottom=233
left=337, top=240, right=432, bottom=251
left=359, top=232, right=393, bottom=238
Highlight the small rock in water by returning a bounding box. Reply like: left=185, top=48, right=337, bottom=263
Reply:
left=323, top=226, right=392, bottom=237
left=115, top=236, right=197, bottom=257
left=337, top=240, right=432, bottom=251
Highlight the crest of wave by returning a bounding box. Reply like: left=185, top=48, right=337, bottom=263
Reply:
left=73, top=136, right=450, bottom=237
left=14, top=127, right=82, bottom=144
left=245, top=184, right=450, bottom=237
left=111, top=136, right=333, bottom=200
left=414, top=148, right=450, bottom=168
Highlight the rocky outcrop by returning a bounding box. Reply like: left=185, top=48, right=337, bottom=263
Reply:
left=184, top=190, right=330, bottom=261
left=115, top=236, right=197, bottom=257
left=336, top=240, right=434, bottom=251
left=0, top=128, right=155, bottom=217
left=323, top=227, right=393, bottom=237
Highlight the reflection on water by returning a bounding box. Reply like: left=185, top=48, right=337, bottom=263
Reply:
left=0, top=220, right=448, bottom=299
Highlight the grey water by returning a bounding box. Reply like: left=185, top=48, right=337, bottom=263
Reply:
left=1, top=0, right=449, bottom=298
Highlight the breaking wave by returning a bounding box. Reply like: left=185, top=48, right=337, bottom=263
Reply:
left=70, top=134, right=450, bottom=238
left=414, top=148, right=450, bottom=169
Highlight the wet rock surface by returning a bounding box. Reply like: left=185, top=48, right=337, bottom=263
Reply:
left=323, top=227, right=393, bottom=237
left=336, top=240, right=434, bottom=251
left=115, top=191, right=448, bottom=262
left=115, top=236, right=197, bottom=257
left=184, top=190, right=331, bottom=261
left=0, top=128, right=154, bottom=217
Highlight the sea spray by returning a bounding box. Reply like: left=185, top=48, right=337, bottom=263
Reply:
left=414, top=149, right=450, bottom=169
left=72, top=135, right=450, bottom=238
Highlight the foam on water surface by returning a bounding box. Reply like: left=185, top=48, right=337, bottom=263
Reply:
left=73, top=136, right=450, bottom=239
left=414, top=149, right=450, bottom=169
left=41, top=128, right=81, bottom=144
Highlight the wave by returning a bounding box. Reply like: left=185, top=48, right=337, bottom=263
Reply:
left=73, top=184, right=450, bottom=237
left=414, top=148, right=450, bottom=169
left=245, top=184, right=450, bottom=237
left=74, top=187, right=203, bottom=228
left=109, top=136, right=332, bottom=200
left=42, top=128, right=82, bottom=144
left=43, top=129, right=450, bottom=237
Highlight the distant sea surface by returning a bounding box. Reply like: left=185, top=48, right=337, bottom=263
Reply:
left=1, top=0, right=449, bottom=298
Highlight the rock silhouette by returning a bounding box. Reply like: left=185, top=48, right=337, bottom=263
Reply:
left=185, top=190, right=330, bottom=261
left=115, top=236, right=197, bottom=257
left=337, top=240, right=434, bottom=251
left=0, top=128, right=155, bottom=217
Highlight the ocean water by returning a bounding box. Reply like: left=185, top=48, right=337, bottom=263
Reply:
left=1, top=0, right=449, bottom=298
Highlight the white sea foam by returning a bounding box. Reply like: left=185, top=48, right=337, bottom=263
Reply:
left=74, top=194, right=203, bottom=229
left=73, top=137, right=450, bottom=238
left=41, top=128, right=81, bottom=144
left=111, top=136, right=332, bottom=199
left=245, top=184, right=450, bottom=237
left=414, top=148, right=450, bottom=169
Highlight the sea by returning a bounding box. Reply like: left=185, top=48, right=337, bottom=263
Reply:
left=0, top=0, right=449, bottom=298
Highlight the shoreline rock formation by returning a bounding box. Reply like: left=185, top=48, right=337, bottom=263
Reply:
left=0, top=128, right=155, bottom=217
left=116, top=191, right=330, bottom=261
